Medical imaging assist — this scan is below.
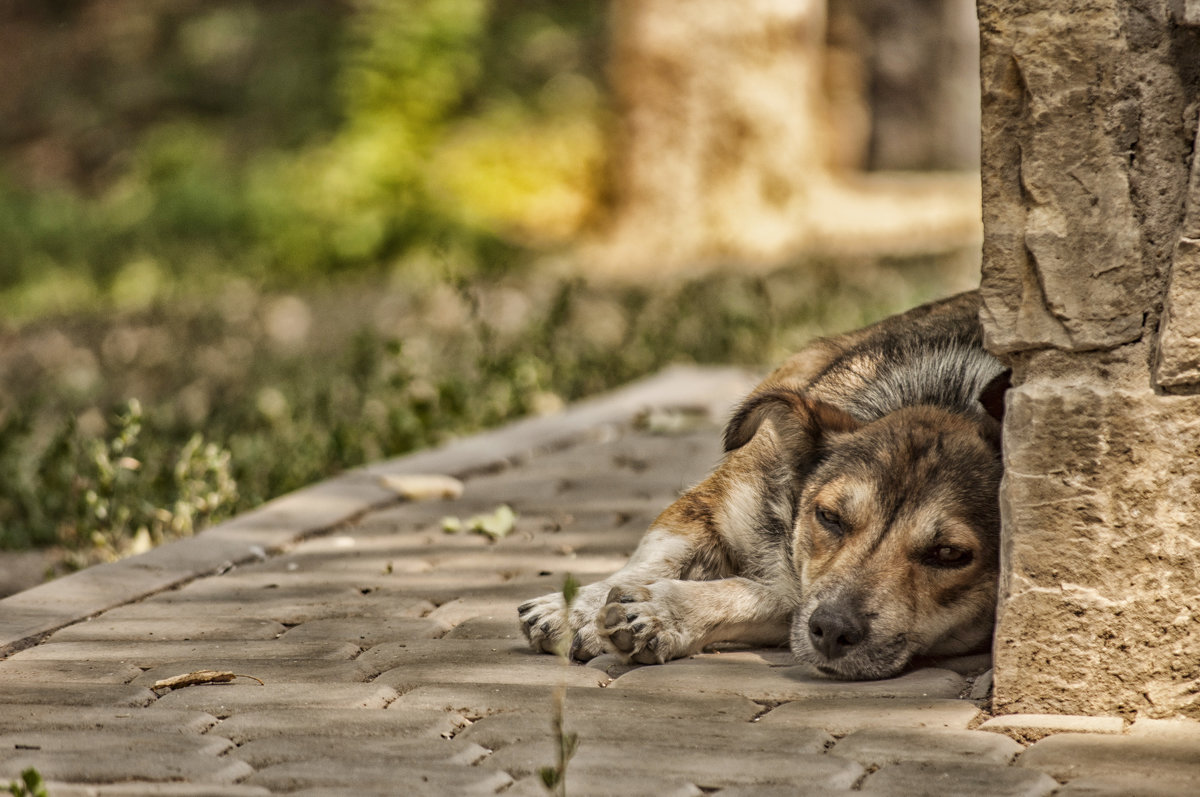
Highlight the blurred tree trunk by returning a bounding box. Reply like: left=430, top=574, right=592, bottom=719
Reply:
left=593, top=0, right=829, bottom=274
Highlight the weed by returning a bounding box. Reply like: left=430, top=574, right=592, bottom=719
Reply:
left=539, top=574, right=581, bottom=796
left=7, top=768, right=47, bottom=797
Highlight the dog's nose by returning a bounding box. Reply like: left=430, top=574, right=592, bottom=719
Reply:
left=807, top=604, right=867, bottom=660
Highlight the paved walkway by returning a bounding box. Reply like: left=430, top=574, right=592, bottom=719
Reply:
left=1, top=366, right=1198, bottom=796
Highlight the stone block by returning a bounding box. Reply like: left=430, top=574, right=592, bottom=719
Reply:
left=0, top=684, right=156, bottom=708
left=46, top=784, right=270, bottom=796
left=756, top=697, right=980, bottom=735
left=0, top=707, right=216, bottom=735
left=488, top=740, right=864, bottom=790
left=0, top=659, right=144, bottom=684
left=458, top=710, right=831, bottom=754
left=860, top=761, right=1057, bottom=797
left=993, top=375, right=1200, bottom=717
left=213, top=707, right=465, bottom=744
left=278, top=616, right=449, bottom=645
left=47, top=617, right=286, bottom=643
left=609, top=659, right=965, bottom=702
left=133, top=659, right=375, bottom=687
left=7, top=639, right=361, bottom=665
left=151, top=683, right=398, bottom=715
left=367, top=640, right=612, bottom=689
left=1051, top=775, right=1200, bottom=797
left=977, top=0, right=1161, bottom=354
left=504, top=773, right=705, bottom=797
left=830, top=727, right=1023, bottom=767
left=244, top=760, right=512, bottom=795
left=1128, top=717, right=1200, bottom=739
left=0, top=751, right=253, bottom=786
left=1016, top=733, right=1200, bottom=783
left=980, top=713, right=1125, bottom=742
left=235, top=736, right=489, bottom=769
left=391, top=683, right=761, bottom=723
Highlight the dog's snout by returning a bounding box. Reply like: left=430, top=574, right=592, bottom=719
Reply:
left=807, top=603, right=867, bottom=660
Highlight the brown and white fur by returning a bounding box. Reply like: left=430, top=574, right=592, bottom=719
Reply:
left=519, top=291, right=1008, bottom=680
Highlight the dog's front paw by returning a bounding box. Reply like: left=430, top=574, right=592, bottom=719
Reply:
left=596, top=584, right=693, bottom=665
left=517, top=588, right=607, bottom=661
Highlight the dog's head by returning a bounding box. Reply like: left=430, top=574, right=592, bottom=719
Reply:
left=725, top=381, right=1005, bottom=680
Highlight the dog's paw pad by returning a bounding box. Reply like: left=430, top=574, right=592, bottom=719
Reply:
left=596, top=592, right=675, bottom=663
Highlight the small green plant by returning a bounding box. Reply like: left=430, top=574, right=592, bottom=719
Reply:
left=7, top=767, right=48, bottom=797
left=539, top=573, right=581, bottom=796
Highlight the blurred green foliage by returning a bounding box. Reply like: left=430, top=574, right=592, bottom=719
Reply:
left=0, top=2, right=974, bottom=566
left=0, top=0, right=607, bottom=317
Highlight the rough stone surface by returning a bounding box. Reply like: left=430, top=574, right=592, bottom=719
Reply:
left=830, top=727, right=1024, bottom=767
left=609, top=658, right=965, bottom=702
left=978, top=0, right=1200, bottom=719
left=992, top=364, right=1200, bottom=717
left=757, top=697, right=981, bottom=735
left=860, top=761, right=1058, bottom=797
left=1017, top=732, right=1200, bottom=783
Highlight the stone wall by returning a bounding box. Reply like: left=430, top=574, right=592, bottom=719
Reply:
left=978, top=0, right=1200, bottom=718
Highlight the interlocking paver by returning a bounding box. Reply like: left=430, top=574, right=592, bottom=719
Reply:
left=6, top=639, right=361, bottom=664
left=132, top=659, right=375, bottom=686
left=0, top=683, right=156, bottom=707
left=0, top=658, right=144, bottom=684
left=757, top=696, right=981, bottom=734
left=46, top=617, right=287, bottom=642
left=0, top=751, right=253, bottom=786
left=457, top=711, right=833, bottom=753
left=0, top=367, right=1191, bottom=795
left=149, top=683, right=398, bottom=715
left=46, top=784, right=270, bottom=796
left=213, top=707, right=465, bottom=744
left=1049, top=775, right=1200, bottom=796
left=859, top=761, right=1058, bottom=797
left=0, top=707, right=216, bottom=734
left=242, top=760, right=513, bottom=795
left=504, top=772, right=707, bottom=797
left=1016, top=732, right=1200, bottom=783
left=391, top=682, right=762, bottom=721
left=233, top=736, right=489, bottom=769
left=608, top=657, right=966, bottom=702
left=831, top=727, right=1024, bottom=766
left=277, top=615, right=449, bottom=644
left=488, top=740, right=865, bottom=789
left=366, top=639, right=612, bottom=689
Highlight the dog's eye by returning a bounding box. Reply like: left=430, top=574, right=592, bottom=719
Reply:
left=925, top=546, right=974, bottom=569
left=815, top=507, right=845, bottom=536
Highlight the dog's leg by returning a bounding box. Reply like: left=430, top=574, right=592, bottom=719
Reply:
left=596, top=577, right=792, bottom=664
left=518, top=527, right=702, bottom=660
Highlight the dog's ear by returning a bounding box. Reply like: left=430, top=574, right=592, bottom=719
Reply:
left=979, top=368, right=1011, bottom=424
left=724, top=387, right=860, bottom=453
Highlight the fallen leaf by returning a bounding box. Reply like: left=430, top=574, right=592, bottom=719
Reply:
left=152, top=670, right=265, bottom=692
left=378, top=474, right=464, bottom=501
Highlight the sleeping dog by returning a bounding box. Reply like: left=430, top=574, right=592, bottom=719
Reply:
left=519, top=291, right=1008, bottom=680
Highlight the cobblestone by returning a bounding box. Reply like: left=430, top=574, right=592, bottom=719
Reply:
left=830, top=727, right=1024, bottom=767
left=0, top=367, right=1197, bottom=795
left=859, top=761, right=1057, bottom=796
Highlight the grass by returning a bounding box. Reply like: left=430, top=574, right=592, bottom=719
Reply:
left=0, top=248, right=978, bottom=569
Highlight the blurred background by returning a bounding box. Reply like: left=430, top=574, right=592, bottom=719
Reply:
left=0, top=0, right=983, bottom=586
